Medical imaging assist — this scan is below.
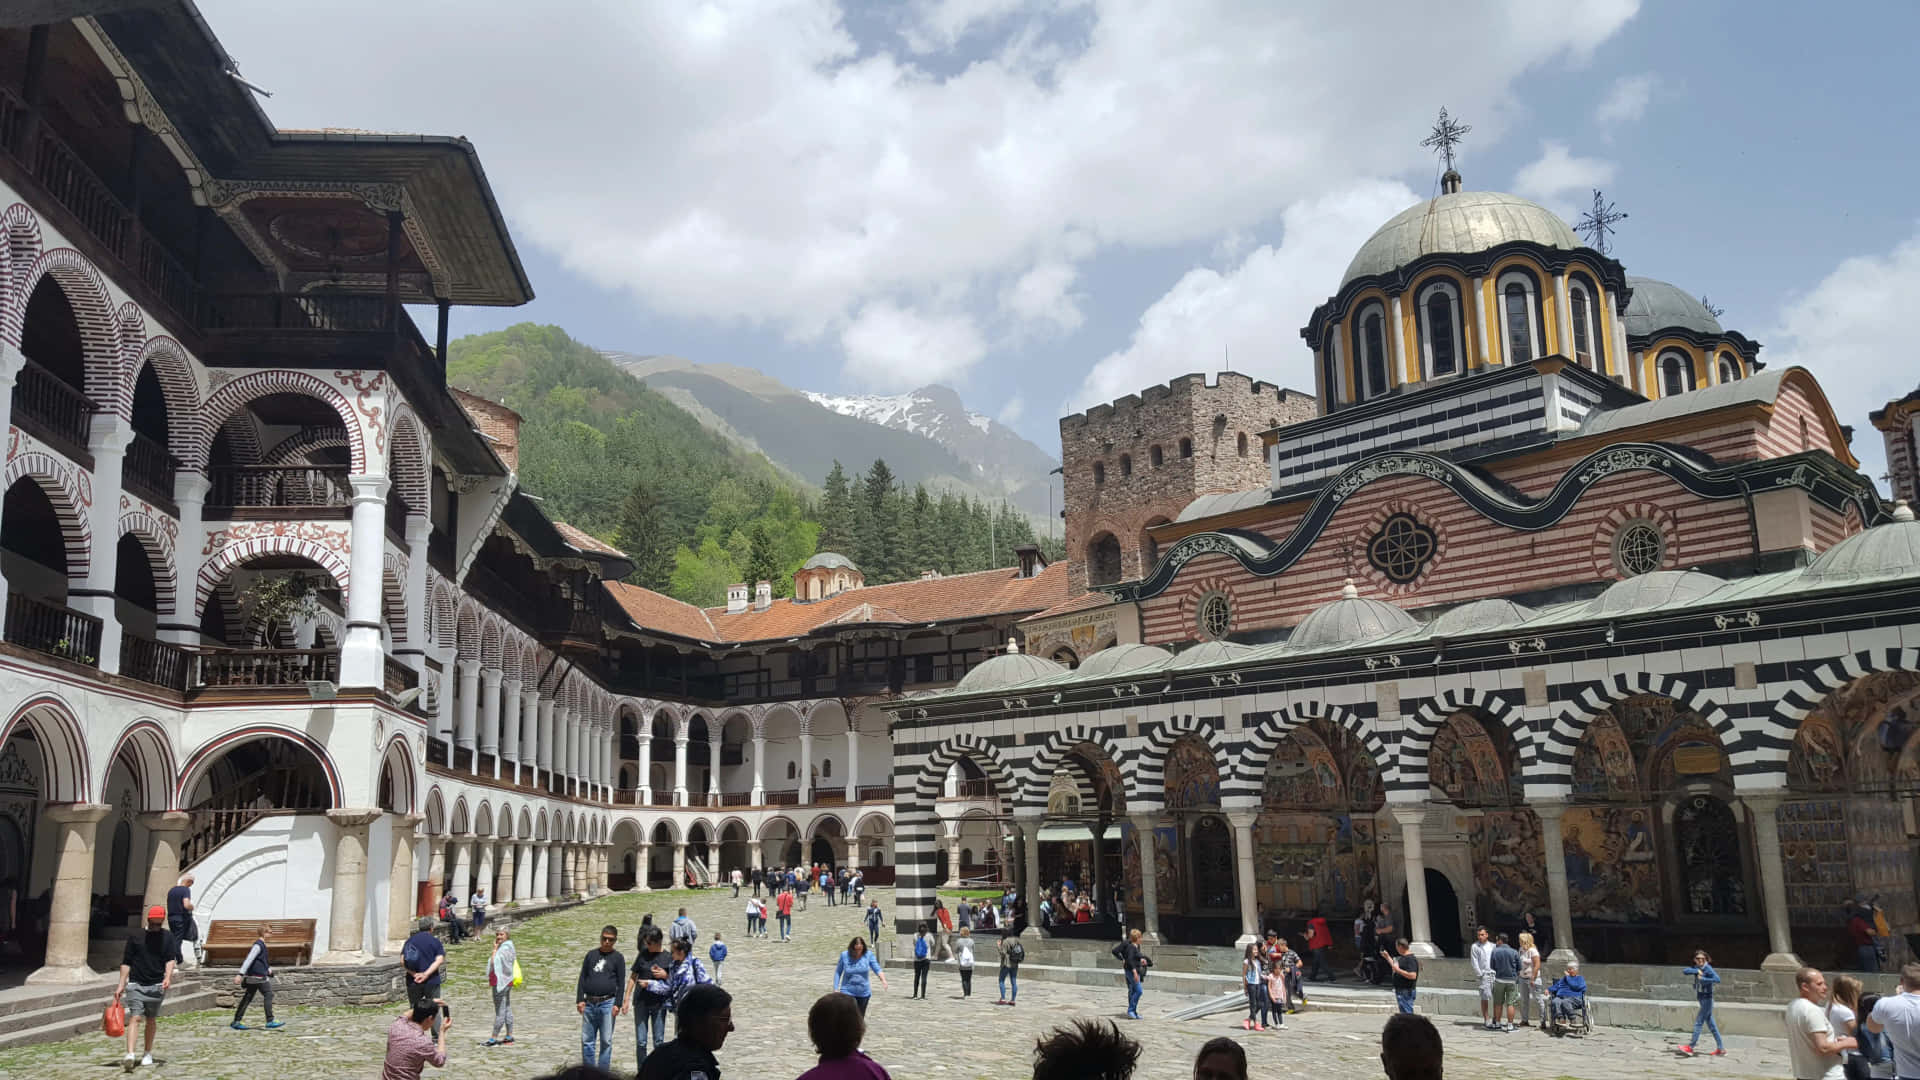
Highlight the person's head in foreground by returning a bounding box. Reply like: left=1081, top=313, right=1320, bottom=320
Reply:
left=1192, top=1036, right=1248, bottom=1080
left=675, top=984, right=733, bottom=1049
left=808, top=991, right=865, bottom=1061
left=1032, top=1018, right=1141, bottom=1080
left=1797, top=965, right=1830, bottom=1003
left=1380, top=1012, right=1443, bottom=1080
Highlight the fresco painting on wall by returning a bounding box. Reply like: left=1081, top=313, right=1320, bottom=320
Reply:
left=1783, top=798, right=1854, bottom=927
left=1429, top=713, right=1512, bottom=805
left=1253, top=812, right=1377, bottom=916
left=1469, top=809, right=1547, bottom=919
left=1571, top=713, right=1637, bottom=798
left=1561, top=805, right=1662, bottom=923
left=1164, top=736, right=1221, bottom=810
left=1120, top=820, right=1181, bottom=918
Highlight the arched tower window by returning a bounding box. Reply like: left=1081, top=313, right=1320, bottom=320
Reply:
left=1235, top=433, right=1248, bottom=457
left=1416, top=280, right=1464, bottom=379
left=1092, top=461, right=1106, bottom=486
left=1568, top=281, right=1597, bottom=369
left=1149, top=445, right=1163, bottom=467
left=1178, top=438, right=1193, bottom=459
left=1119, top=453, right=1132, bottom=477
left=1357, top=303, right=1390, bottom=399
left=1498, top=273, right=1540, bottom=365
left=1717, top=352, right=1741, bottom=383
left=1659, top=351, right=1695, bottom=397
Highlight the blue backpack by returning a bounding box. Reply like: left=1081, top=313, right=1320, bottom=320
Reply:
left=914, top=936, right=929, bottom=959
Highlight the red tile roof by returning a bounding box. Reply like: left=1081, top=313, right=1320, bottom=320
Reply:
left=604, top=561, right=1068, bottom=644
left=553, top=521, right=626, bottom=558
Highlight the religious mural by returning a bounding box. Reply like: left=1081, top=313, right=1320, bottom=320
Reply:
left=1561, top=805, right=1662, bottom=923
left=1428, top=712, right=1515, bottom=805
left=1468, top=809, right=1547, bottom=920
left=1253, top=721, right=1383, bottom=917
left=1120, top=820, right=1180, bottom=918
left=1163, top=735, right=1221, bottom=810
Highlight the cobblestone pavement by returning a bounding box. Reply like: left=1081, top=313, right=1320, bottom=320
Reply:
left=0, top=887, right=1792, bottom=1079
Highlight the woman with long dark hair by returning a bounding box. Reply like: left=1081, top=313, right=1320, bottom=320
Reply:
left=832, top=936, right=889, bottom=1016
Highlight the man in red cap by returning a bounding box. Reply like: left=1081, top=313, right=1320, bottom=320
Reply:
left=113, top=904, right=178, bottom=1072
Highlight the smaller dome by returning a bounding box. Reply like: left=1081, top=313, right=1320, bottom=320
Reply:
left=954, top=652, right=1064, bottom=694
left=1429, top=597, right=1537, bottom=638
left=1075, top=643, right=1175, bottom=680
left=1622, top=276, right=1723, bottom=338
left=1286, top=579, right=1420, bottom=652
left=1174, top=640, right=1258, bottom=668
left=1586, top=570, right=1724, bottom=616
left=803, top=552, right=859, bottom=572
left=1801, top=503, right=1920, bottom=586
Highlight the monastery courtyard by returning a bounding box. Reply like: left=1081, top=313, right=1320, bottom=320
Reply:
left=0, top=888, right=1791, bottom=1080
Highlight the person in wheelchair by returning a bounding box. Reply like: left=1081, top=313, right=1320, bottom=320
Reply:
left=1547, top=962, right=1587, bottom=1025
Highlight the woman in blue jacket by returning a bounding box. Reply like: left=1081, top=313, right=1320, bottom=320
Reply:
left=1679, top=949, right=1724, bottom=1056
left=832, top=936, right=890, bottom=1016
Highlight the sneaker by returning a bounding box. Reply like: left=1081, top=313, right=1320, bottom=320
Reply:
left=265, top=1021, right=284, bottom=1029
left=484, top=1039, right=500, bottom=1047
left=122, top=1055, right=136, bottom=1073
left=1254, top=1023, right=1265, bottom=1032
left=1679, top=1046, right=1694, bottom=1056
left=1710, top=1049, right=1725, bottom=1057
left=141, top=1054, right=155, bottom=1067
left=1502, top=1023, right=1514, bottom=1032
left=1242, top=1020, right=1251, bottom=1031
left=230, top=1022, right=248, bottom=1030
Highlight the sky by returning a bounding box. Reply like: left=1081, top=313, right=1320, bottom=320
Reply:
left=199, top=0, right=1920, bottom=487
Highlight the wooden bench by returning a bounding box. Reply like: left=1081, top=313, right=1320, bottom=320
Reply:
left=203, top=918, right=317, bottom=967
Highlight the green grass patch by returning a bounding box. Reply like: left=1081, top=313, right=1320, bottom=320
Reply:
left=938, top=888, right=1007, bottom=900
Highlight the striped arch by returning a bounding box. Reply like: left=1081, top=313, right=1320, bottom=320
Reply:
left=3, top=449, right=92, bottom=580
left=427, top=575, right=457, bottom=649
left=118, top=510, right=179, bottom=615
left=2, top=693, right=90, bottom=802
left=454, top=599, right=482, bottom=663
left=103, top=719, right=179, bottom=812
left=908, top=733, right=1017, bottom=807
left=127, top=337, right=201, bottom=463
left=1535, top=671, right=1738, bottom=787
left=194, top=534, right=349, bottom=620
left=1020, top=725, right=1132, bottom=810
left=381, top=551, right=408, bottom=646
left=377, top=734, right=417, bottom=815
left=480, top=615, right=503, bottom=670
left=1231, top=699, right=1389, bottom=798
left=0, top=203, right=44, bottom=309
left=194, top=369, right=366, bottom=472
left=1398, top=686, right=1533, bottom=793
left=1767, top=646, right=1920, bottom=779
left=4, top=248, right=122, bottom=410
left=1136, top=713, right=1233, bottom=809
left=175, top=725, right=344, bottom=808
left=263, top=428, right=349, bottom=466
left=387, top=404, right=431, bottom=511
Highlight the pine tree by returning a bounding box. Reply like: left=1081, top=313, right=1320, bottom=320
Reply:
left=613, top=477, right=677, bottom=591
left=818, top=461, right=856, bottom=554
left=908, top=484, right=941, bottom=576
left=859, top=460, right=898, bottom=578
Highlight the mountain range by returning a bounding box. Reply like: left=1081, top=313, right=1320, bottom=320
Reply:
left=603, top=353, right=1061, bottom=522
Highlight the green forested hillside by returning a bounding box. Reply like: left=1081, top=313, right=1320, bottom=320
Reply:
left=448, top=324, right=1066, bottom=607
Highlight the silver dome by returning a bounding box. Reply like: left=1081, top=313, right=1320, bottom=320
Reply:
left=1586, top=570, right=1724, bottom=617
left=954, top=652, right=1065, bottom=694
left=1801, top=503, right=1920, bottom=586
left=802, top=552, right=860, bottom=572
left=1429, top=597, right=1537, bottom=638
left=1285, top=580, right=1419, bottom=652
left=1174, top=640, right=1259, bottom=668
left=1342, top=191, right=1580, bottom=287
left=1074, top=643, right=1175, bottom=680
left=1622, top=276, right=1723, bottom=338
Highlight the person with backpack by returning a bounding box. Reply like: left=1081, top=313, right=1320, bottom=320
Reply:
left=1115, top=928, right=1150, bottom=1020
left=708, top=933, right=728, bottom=986
left=954, top=927, right=976, bottom=998
left=402, top=916, right=447, bottom=1037
left=229, top=930, right=283, bottom=1030
left=437, top=893, right=465, bottom=943
left=910, top=923, right=932, bottom=999
left=997, top=929, right=1025, bottom=1005
left=864, top=898, right=884, bottom=943
left=670, top=907, right=698, bottom=949
left=662, top=937, right=713, bottom=1010
left=485, top=926, right=518, bottom=1047
left=833, top=935, right=888, bottom=1016
left=777, top=887, right=796, bottom=942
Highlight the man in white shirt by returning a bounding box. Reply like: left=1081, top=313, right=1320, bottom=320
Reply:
left=1787, top=967, right=1856, bottom=1080
left=1469, top=926, right=1496, bottom=1030
left=1866, top=962, right=1920, bottom=1080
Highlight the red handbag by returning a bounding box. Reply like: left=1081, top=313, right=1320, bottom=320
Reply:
left=103, top=1000, right=125, bottom=1038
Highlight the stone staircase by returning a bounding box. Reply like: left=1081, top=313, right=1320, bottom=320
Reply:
left=0, top=976, right=220, bottom=1050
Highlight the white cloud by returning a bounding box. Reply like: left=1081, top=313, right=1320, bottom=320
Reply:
left=197, top=0, right=1639, bottom=383
left=997, top=394, right=1027, bottom=425
left=1002, top=260, right=1085, bottom=333
left=839, top=302, right=986, bottom=390
left=1763, top=227, right=1920, bottom=493
left=1512, top=140, right=1617, bottom=220
left=1595, top=72, right=1657, bottom=129
left=1070, top=180, right=1418, bottom=410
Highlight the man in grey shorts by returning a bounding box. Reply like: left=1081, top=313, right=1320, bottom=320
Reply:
left=114, top=904, right=178, bottom=1072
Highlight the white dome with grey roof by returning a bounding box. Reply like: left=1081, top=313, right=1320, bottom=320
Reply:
left=1429, top=597, right=1537, bottom=638
left=1342, top=190, right=1581, bottom=287
left=1585, top=570, right=1724, bottom=616
left=803, top=552, right=860, bottom=571
left=1800, top=503, right=1920, bottom=586
left=1622, top=276, right=1723, bottom=338
left=1285, top=580, right=1420, bottom=652
left=1174, top=640, right=1258, bottom=668
left=1074, top=643, right=1176, bottom=680
left=954, top=651, right=1063, bottom=694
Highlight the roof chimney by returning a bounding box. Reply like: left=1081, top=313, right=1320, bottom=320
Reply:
left=753, top=580, right=773, bottom=611
left=1440, top=168, right=1462, bottom=195
left=1014, top=544, right=1046, bottom=579
left=726, top=583, right=749, bottom=615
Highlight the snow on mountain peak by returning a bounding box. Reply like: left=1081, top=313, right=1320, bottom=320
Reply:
left=801, top=386, right=994, bottom=440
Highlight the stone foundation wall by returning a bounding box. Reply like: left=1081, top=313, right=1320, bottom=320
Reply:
left=206, top=959, right=408, bottom=1009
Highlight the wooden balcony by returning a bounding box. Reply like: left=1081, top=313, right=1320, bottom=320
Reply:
left=857, top=785, right=894, bottom=802
left=11, top=358, right=95, bottom=465
left=384, top=655, right=420, bottom=697
left=195, top=647, right=339, bottom=689
left=124, top=431, right=179, bottom=512
left=121, top=632, right=191, bottom=692
left=4, top=593, right=101, bottom=667
left=206, top=464, right=352, bottom=518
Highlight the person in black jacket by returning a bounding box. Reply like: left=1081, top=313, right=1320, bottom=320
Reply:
left=637, top=984, right=732, bottom=1080
left=575, top=925, right=627, bottom=1070
left=1115, top=928, right=1150, bottom=1020
left=229, top=933, right=283, bottom=1029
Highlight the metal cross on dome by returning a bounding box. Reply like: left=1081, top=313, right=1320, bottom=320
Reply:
left=1576, top=188, right=1628, bottom=255
left=1421, top=107, right=1471, bottom=171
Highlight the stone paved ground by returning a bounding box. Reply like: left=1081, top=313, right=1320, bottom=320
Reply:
left=0, top=886, right=1793, bottom=1079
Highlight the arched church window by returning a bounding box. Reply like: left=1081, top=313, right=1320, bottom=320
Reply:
left=1150, top=445, right=1163, bottom=467
left=1358, top=304, right=1390, bottom=399
left=822, top=759, right=832, bottom=778
left=1659, top=351, right=1694, bottom=397
left=1417, top=280, right=1463, bottom=379
left=1120, top=453, right=1132, bottom=477
left=1179, top=437, right=1193, bottom=458
left=1499, top=276, right=1538, bottom=365
left=1189, top=815, right=1236, bottom=910
left=1673, top=794, right=1747, bottom=916
left=1569, top=282, right=1596, bottom=369
left=1717, top=353, right=1741, bottom=383
left=787, top=762, right=797, bottom=780
left=1236, top=433, right=1248, bottom=457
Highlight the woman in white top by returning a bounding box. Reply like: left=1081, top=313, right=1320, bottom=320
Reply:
left=954, top=931, right=976, bottom=998
left=1832, top=975, right=1864, bottom=1078
left=485, top=926, right=517, bottom=1046
left=1516, top=932, right=1541, bottom=1028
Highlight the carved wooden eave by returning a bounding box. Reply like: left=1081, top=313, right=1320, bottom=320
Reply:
left=76, top=17, right=213, bottom=205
